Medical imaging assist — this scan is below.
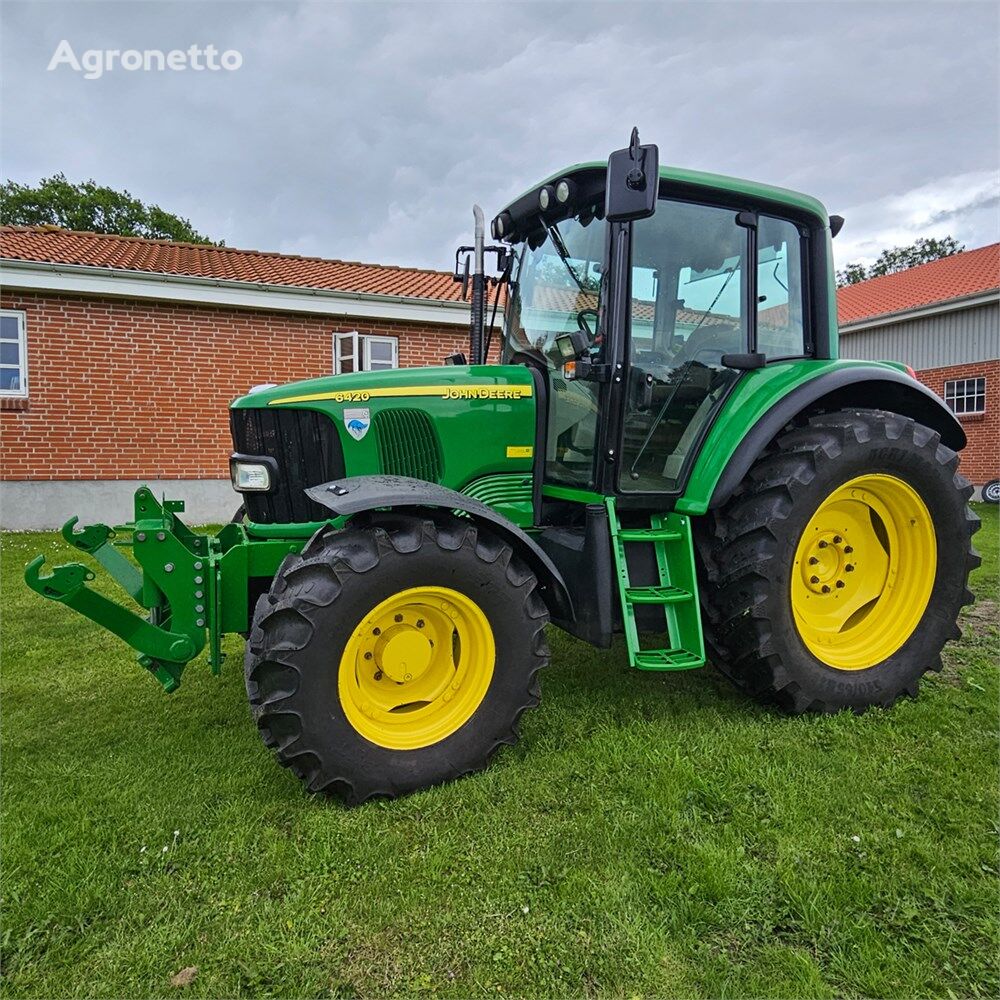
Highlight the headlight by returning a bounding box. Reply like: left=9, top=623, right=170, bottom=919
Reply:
left=230, top=459, right=272, bottom=492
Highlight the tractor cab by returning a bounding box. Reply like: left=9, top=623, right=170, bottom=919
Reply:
left=489, top=141, right=836, bottom=502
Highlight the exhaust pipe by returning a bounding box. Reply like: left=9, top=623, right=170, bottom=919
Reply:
left=469, top=204, right=485, bottom=365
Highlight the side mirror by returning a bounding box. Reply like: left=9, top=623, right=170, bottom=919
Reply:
left=605, top=127, right=659, bottom=222
left=556, top=329, right=590, bottom=361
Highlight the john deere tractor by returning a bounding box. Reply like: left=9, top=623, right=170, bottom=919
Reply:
left=26, top=131, right=979, bottom=804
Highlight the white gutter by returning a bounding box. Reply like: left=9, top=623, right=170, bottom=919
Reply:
left=0, top=258, right=471, bottom=327
left=840, top=289, right=999, bottom=334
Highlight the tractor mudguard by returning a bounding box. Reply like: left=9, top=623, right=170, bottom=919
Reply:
left=305, top=475, right=574, bottom=621
left=708, top=365, right=966, bottom=509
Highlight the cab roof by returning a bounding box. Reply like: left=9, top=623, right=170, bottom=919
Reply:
left=495, top=161, right=832, bottom=243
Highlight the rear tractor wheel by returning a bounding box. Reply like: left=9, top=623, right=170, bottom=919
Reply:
left=244, top=515, right=550, bottom=804
left=701, top=409, right=979, bottom=713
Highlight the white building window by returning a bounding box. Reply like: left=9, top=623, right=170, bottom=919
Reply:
left=334, top=331, right=398, bottom=374
left=944, top=377, right=986, bottom=415
left=0, top=310, right=28, bottom=398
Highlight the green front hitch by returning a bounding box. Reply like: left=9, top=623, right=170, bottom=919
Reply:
left=24, top=486, right=310, bottom=694
left=23, top=488, right=213, bottom=693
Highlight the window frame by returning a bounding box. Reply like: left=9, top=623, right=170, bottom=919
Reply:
left=333, top=331, right=360, bottom=375
left=944, top=376, right=986, bottom=416
left=363, top=335, right=399, bottom=371
left=333, top=331, right=399, bottom=375
left=755, top=215, right=813, bottom=362
left=0, top=309, right=28, bottom=399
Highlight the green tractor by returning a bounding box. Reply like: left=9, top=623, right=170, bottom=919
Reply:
left=26, top=130, right=979, bottom=804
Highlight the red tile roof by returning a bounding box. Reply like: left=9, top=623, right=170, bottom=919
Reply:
left=0, top=225, right=465, bottom=303
left=837, top=243, right=999, bottom=326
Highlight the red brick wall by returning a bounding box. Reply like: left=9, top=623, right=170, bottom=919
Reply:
left=915, top=359, right=998, bottom=488
left=0, top=291, right=475, bottom=481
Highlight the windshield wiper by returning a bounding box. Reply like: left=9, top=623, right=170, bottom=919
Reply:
left=684, top=264, right=738, bottom=340
left=544, top=221, right=589, bottom=295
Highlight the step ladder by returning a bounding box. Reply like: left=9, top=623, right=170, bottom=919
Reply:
left=605, top=497, right=706, bottom=671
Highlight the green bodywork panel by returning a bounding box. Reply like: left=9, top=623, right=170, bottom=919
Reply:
left=675, top=358, right=907, bottom=515
left=233, top=364, right=537, bottom=498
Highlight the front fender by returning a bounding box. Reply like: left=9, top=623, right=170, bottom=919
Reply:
left=305, top=475, right=574, bottom=621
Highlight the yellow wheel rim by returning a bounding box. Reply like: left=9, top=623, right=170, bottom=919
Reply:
left=791, top=474, right=936, bottom=670
left=338, top=586, right=495, bottom=750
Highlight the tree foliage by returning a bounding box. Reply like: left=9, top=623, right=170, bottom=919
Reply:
left=0, top=173, right=218, bottom=244
left=837, top=236, right=964, bottom=286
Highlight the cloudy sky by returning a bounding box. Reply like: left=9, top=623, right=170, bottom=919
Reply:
left=3, top=1, right=998, bottom=273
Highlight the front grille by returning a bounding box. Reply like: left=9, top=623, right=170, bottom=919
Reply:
left=230, top=407, right=345, bottom=523
left=374, top=408, right=442, bottom=482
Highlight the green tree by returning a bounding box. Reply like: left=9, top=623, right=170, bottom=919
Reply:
left=837, top=236, right=965, bottom=286
left=0, top=174, right=218, bottom=244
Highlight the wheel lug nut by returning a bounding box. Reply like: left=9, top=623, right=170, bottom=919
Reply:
left=808, top=557, right=819, bottom=565
left=416, top=619, right=425, bottom=628
left=844, top=545, right=853, bottom=554
left=372, top=627, right=381, bottom=636
left=845, top=564, right=854, bottom=572
left=818, top=540, right=828, bottom=548
left=394, top=614, right=403, bottom=623
left=836, top=580, right=845, bottom=589
left=374, top=670, right=383, bottom=681
left=821, top=585, right=831, bottom=593
left=364, top=652, right=372, bottom=660
left=833, top=535, right=843, bottom=544
left=810, top=575, right=820, bottom=584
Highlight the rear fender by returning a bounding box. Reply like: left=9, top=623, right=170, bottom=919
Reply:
left=305, top=475, right=574, bottom=620
left=705, top=365, right=965, bottom=511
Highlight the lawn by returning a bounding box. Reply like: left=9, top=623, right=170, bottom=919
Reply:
left=1, top=506, right=997, bottom=999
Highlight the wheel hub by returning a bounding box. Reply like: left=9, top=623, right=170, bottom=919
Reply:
left=377, top=627, right=433, bottom=683
left=801, top=531, right=857, bottom=596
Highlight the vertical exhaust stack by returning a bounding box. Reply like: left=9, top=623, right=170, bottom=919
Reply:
left=469, top=204, right=486, bottom=365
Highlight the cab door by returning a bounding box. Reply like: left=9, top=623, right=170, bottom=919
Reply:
left=618, top=199, right=810, bottom=494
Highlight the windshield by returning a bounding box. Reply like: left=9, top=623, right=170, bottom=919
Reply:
left=501, top=214, right=607, bottom=488
left=501, top=216, right=607, bottom=368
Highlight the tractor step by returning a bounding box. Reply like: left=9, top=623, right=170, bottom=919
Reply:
left=617, top=527, right=683, bottom=542
left=634, top=648, right=704, bottom=671
left=606, top=498, right=705, bottom=672
left=624, top=585, right=692, bottom=604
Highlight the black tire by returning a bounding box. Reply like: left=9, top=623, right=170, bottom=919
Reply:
left=982, top=479, right=1000, bottom=505
left=244, top=514, right=550, bottom=804
left=698, top=408, right=980, bottom=714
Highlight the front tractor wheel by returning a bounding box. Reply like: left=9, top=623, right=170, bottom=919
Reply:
left=244, top=516, right=549, bottom=804
left=702, top=409, right=979, bottom=713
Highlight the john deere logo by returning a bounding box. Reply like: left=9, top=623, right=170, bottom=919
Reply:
left=343, top=407, right=370, bottom=442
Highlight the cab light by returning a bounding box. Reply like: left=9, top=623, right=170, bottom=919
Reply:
left=538, top=186, right=554, bottom=211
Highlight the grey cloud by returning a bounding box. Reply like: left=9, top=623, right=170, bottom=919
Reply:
left=2, top=1, right=997, bottom=272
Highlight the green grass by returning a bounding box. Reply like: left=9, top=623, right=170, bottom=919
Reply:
left=2, top=506, right=997, bottom=999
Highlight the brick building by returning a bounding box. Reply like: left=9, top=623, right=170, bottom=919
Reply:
left=0, top=227, right=478, bottom=528
left=838, top=243, right=999, bottom=499
left=2, top=227, right=997, bottom=529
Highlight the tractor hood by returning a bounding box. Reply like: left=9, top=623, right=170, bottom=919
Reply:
left=229, top=365, right=539, bottom=523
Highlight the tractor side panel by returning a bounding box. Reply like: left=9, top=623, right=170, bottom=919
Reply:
left=231, top=365, right=538, bottom=524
